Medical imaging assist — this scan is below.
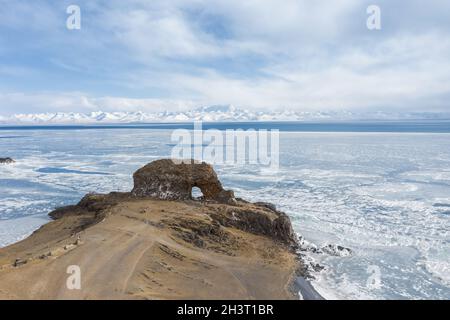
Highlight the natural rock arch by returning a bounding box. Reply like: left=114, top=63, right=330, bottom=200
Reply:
left=132, top=159, right=236, bottom=204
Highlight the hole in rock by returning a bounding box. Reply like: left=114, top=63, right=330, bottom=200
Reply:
left=191, top=187, right=204, bottom=200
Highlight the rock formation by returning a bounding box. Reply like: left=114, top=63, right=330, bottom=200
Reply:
left=0, top=158, right=306, bottom=300
left=132, top=159, right=236, bottom=204
left=49, top=159, right=297, bottom=246
left=0, top=157, right=14, bottom=164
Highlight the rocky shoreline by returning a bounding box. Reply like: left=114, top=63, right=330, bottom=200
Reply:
left=0, top=159, right=321, bottom=300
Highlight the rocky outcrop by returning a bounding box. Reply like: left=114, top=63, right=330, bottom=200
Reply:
left=209, top=207, right=297, bottom=247
left=0, top=157, right=14, bottom=164
left=49, top=192, right=128, bottom=220
left=2, top=196, right=301, bottom=300
left=49, top=159, right=298, bottom=248
left=0, top=158, right=307, bottom=300
left=132, top=159, right=236, bottom=204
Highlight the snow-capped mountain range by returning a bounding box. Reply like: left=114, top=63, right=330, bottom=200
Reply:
left=0, top=105, right=448, bottom=124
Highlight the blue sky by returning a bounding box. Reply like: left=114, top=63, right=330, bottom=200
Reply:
left=0, top=0, right=450, bottom=115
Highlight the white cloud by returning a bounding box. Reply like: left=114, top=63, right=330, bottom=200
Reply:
left=110, top=30, right=450, bottom=112
left=0, top=0, right=450, bottom=114
left=0, top=92, right=199, bottom=114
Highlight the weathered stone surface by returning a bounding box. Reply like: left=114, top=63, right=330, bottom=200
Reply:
left=254, top=202, right=277, bottom=212
left=272, top=213, right=297, bottom=244
left=49, top=159, right=297, bottom=247
left=132, top=159, right=236, bottom=204
left=210, top=207, right=297, bottom=247
left=0, top=157, right=14, bottom=164
left=49, top=192, right=129, bottom=220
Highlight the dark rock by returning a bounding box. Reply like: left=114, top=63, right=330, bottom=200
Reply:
left=77, top=192, right=120, bottom=212
left=272, top=213, right=297, bottom=244
left=254, top=202, right=277, bottom=212
left=215, top=190, right=237, bottom=205
left=297, top=236, right=322, bottom=253
left=48, top=205, right=83, bottom=220
left=38, top=252, right=51, bottom=260
left=310, top=263, right=325, bottom=272
left=217, top=209, right=273, bottom=235
left=49, top=192, right=130, bottom=220
left=0, top=157, right=14, bottom=164
left=321, top=244, right=352, bottom=257
left=47, top=193, right=129, bottom=239
left=132, top=159, right=236, bottom=204
left=13, top=258, right=27, bottom=267
left=210, top=208, right=297, bottom=247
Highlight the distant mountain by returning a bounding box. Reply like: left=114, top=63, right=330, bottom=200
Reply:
left=0, top=105, right=449, bottom=124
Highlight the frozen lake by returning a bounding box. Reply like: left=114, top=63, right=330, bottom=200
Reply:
left=1, top=123, right=449, bottom=299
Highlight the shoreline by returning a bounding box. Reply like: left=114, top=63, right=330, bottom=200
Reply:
left=295, top=277, right=325, bottom=300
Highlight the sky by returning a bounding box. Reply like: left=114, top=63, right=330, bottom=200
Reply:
left=0, top=0, right=449, bottom=115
